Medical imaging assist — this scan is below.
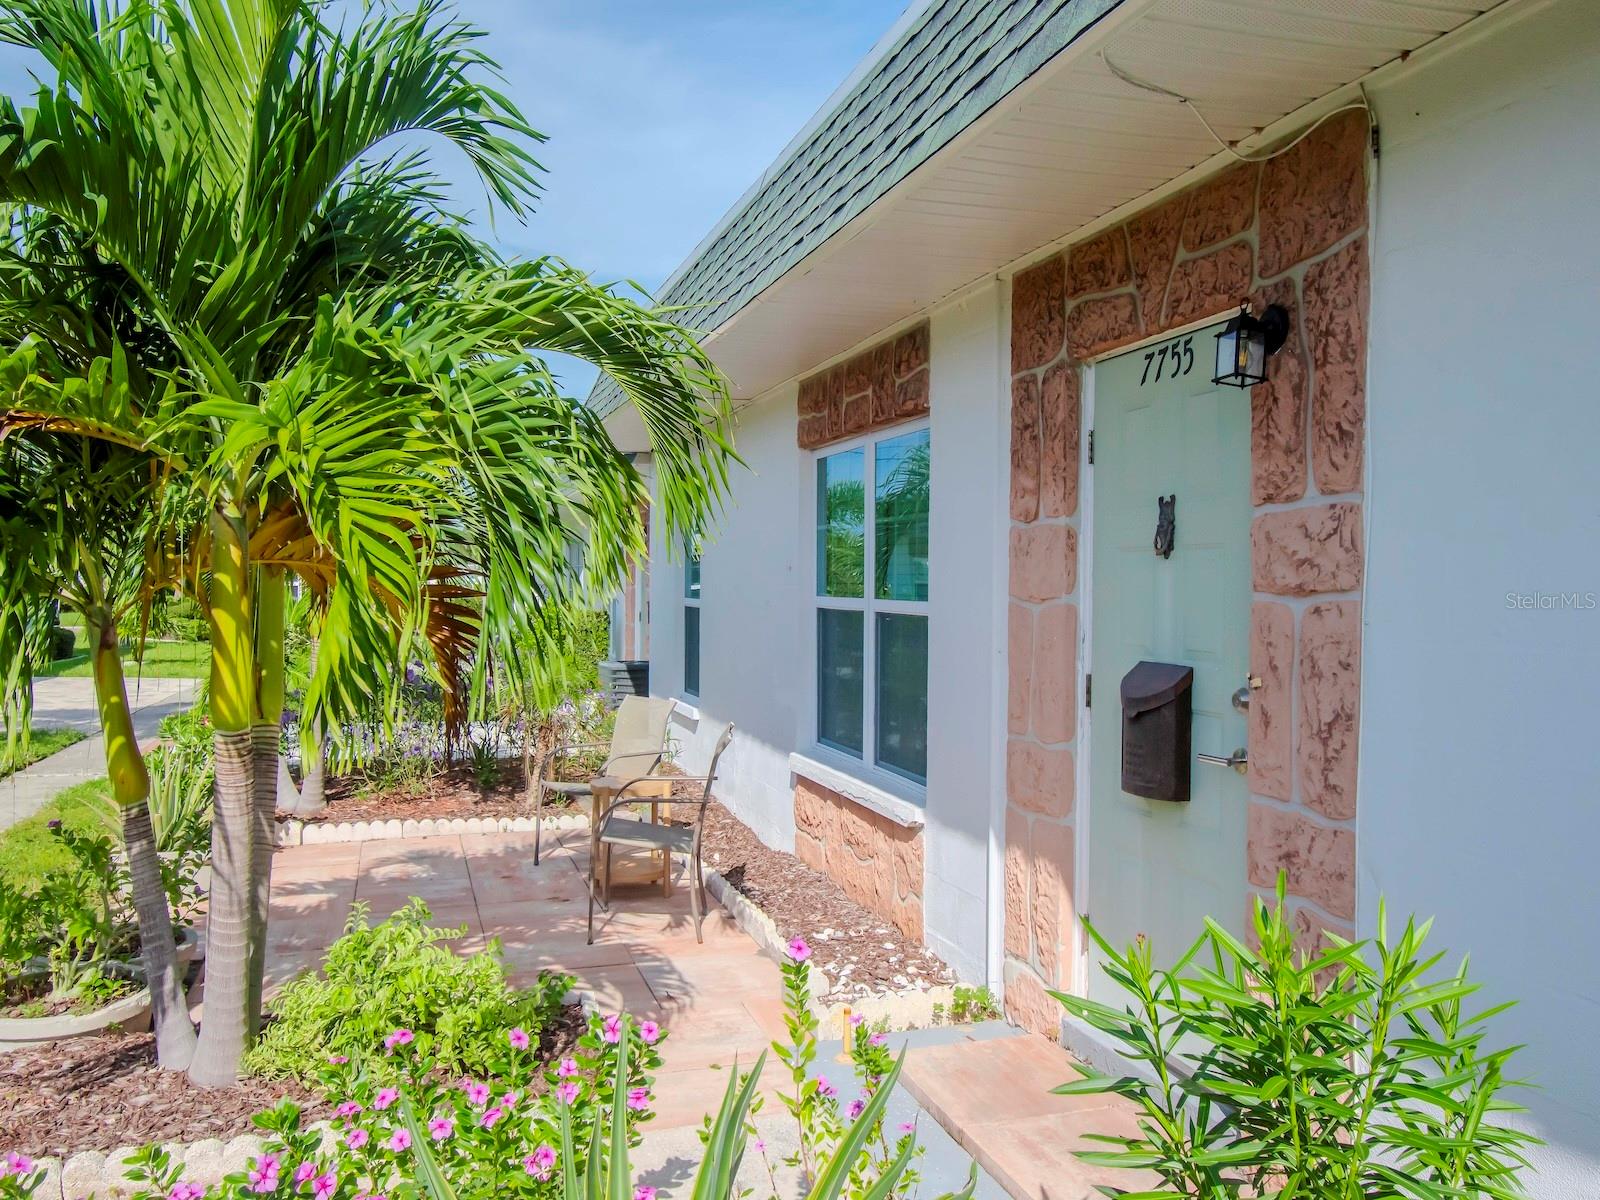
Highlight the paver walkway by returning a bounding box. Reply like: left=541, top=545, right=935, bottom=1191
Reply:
left=267, top=829, right=1140, bottom=1198
left=269, top=827, right=793, bottom=1131
left=1, top=675, right=199, bottom=830
left=903, top=1033, right=1153, bottom=1199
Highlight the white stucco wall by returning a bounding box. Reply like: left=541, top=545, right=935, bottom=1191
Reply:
left=645, top=285, right=1008, bottom=983
left=1363, top=4, right=1600, bottom=1193
left=921, top=284, right=1007, bottom=983
left=650, top=385, right=805, bottom=853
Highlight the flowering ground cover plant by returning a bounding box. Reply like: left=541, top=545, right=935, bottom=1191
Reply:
left=0, top=930, right=982, bottom=1200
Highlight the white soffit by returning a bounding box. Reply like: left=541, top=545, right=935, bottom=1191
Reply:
left=698, top=0, right=1507, bottom=408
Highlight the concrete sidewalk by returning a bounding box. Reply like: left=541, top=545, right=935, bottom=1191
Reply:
left=0, top=674, right=200, bottom=830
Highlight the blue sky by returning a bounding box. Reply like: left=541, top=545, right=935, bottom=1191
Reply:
left=0, top=1, right=910, bottom=397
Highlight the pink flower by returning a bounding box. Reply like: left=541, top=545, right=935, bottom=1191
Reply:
left=462, top=1081, right=491, bottom=1107
left=248, top=1154, right=281, bottom=1194
left=635, top=1188, right=657, bottom=1200
left=498, top=1091, right=519, bottom=1110
left=601, top=1014, right=623, bottom=1044
left=383, top=1028, right=414, bottom=1053
left=815, top=1079, right=837, bottom=1099
left=508, top=1027, right=530, bottom=1050
left=787, top=936, right=812, bottom=961
left=848, top=1098, right=866, bottom=1119
left=345, top=1130, right=369, bottom=1151
left=293, top=1162, right=318, bottom=1187
left=385, top=1129, right=412, bottom=1153
left=1, top=1153, right=36, bottom=1179
left=334, top=1101, right=363, bottom=1119
left=479, top=1106, right=505, bottom=1129
left=556, top=1057, right=579, bottom=1078
left=373, top=1087, right=400, bottom=1111
left=169, top=1184, right=205, bottom=1200
left=556, top=1080, right=581, bottom=1105
left=523, top=1144, right=557, bottom=1180
left=428, top=1118, right=455, bottom=1141
left=897, top=1121, right=915, bottom=1135
left=753, top=1139, right=766, bottom=1154
left=848, top=1013, right=865, bottom=1028
left=638, top=1020, right=661, bottom=1044
left=868, top=1032, right=888, bottom=1048
left=328, top=1055, right=349, bottom=1066
left=312, top=1173, right=337, bottom=1200
left=626, top=1086, right=651, bottom=1112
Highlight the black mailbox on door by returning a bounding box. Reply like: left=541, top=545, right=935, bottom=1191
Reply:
left=1120, top=661, right=1194, bottom=801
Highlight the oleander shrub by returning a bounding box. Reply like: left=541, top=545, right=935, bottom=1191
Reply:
left=1054, top=879, right=1538, bottom=1199
left=246, top=899, right=571, bottom=1082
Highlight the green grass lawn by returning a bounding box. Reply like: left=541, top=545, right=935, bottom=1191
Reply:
left=0, top=777, right=113, bottom=889
left=37, top=639, right=210, bottom=679
left=0, top=726, right=87, bottom=779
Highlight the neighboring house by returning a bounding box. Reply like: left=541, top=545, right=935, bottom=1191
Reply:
left=595, top=1, right=1600, bottom=1192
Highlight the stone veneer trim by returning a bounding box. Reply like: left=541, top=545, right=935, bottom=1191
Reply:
left=797, top=321, right=931, bottom=450
left=793, top=774, right=925, bottom=942
left=1001, top=111, right=1371, bottom=1034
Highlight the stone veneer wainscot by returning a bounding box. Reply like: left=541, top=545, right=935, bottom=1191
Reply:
left=1003, top=111, right=1370, bottom=1034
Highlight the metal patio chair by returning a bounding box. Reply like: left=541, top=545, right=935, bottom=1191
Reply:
left=586, top=722, right=735, bottom=945
left=534, top=694, right=676, bottom=864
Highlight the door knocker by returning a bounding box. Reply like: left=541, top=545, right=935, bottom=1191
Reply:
left=1153, top=495, right=1176, bottom=559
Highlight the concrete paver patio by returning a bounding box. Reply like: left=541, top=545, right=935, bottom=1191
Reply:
left=268, top=826, right=791, bottom=1131
left=267, top=826, right=1146, bottom=1199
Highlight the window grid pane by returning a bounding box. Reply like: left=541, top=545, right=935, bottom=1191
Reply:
left=875, top=612, right=928, bottom=783
left=817, top=449, right=865, bottom=598
left=874, top=429, right=930, bottom=602
left=816, top=608, right=864, bottom=756
left=683, top=606, right=700, bottom=697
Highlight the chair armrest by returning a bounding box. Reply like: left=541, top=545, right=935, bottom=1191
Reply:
left=594, top=792, right=708, bottom=831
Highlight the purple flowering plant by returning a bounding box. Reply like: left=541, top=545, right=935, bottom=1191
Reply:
left=106, top=1008, right=666, bottom=1200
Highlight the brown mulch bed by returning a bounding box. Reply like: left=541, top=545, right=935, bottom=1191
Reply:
left=697, top=799, right=953, bottom=1001
left=0, top=1005, right=587, bottom=1158
left=0, top=1032, right=330, bottom=1158
left=293, top=759, right=578, bottom=825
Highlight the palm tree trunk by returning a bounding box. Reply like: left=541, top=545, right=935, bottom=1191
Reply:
left=89, top=611, right=196, bottom=1070
left=278, top=637, right=326, bottom=816
left=190, top=507, right=255, bottom=1088
left=245, top=570, right=285, bottom=1039
left=190, top=727, right=253, bottom=1087
left=247, top=722, right=278, bottom=1039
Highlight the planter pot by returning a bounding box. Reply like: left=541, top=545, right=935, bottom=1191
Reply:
left=122, top=924, right=204, bottom=980
left=0, top=985, right=153, bottom=1053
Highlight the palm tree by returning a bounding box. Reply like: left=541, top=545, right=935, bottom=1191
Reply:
left=0, top=324, right=200, bottom=1069
left=0, top=0, right=734, bottom=1086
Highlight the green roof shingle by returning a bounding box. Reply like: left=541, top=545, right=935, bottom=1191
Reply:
left=594, top=0, right=1124, bottom=414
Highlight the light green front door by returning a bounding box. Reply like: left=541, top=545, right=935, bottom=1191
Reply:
left=1087, top=327, right=1252, bottom=1002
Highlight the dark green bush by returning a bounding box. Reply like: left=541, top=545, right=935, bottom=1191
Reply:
left=49, top=625, right=76, bottom=660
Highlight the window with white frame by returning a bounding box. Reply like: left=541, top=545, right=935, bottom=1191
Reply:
left=682, top=546, right=701, bottom=698
left=814, top=425, right=929, bottom=785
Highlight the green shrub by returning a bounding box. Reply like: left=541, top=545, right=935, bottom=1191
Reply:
left=48, top=626, right=76, bottom=660
left=1054, top=879, right=1537, bottom=1199
left=246, top=899, right=571, bottom=1082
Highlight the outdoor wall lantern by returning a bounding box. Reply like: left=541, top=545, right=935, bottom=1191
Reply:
left=1212, top=302, right=1290, bottom=388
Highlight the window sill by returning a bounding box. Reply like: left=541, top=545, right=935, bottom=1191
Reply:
left=673, top=699, right=701, bottom=721
left=788, top=751, right=925, bottom=829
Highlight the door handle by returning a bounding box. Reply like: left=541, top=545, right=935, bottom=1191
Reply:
left=1197, top=748, right=1248, bottom=775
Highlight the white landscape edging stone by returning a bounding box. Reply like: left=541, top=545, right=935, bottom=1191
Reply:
left=36, top=1125, right=348, bottom=1200
left=276, top=812, right=588, bottom=847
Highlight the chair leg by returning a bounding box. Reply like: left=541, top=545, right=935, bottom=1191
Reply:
left=602, top=843, right=613, bottom=906
left=586, top=854, right=596, bottom=945
left=686, top=853, right=703, bottom=945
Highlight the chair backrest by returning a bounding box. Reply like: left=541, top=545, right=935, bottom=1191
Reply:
left=698, top=722, right=735, bottom=800
left=606, top=696, right=676, bottom=772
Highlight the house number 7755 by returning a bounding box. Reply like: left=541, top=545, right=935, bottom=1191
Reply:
left=1139, top=335, right=1195, bottom=385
